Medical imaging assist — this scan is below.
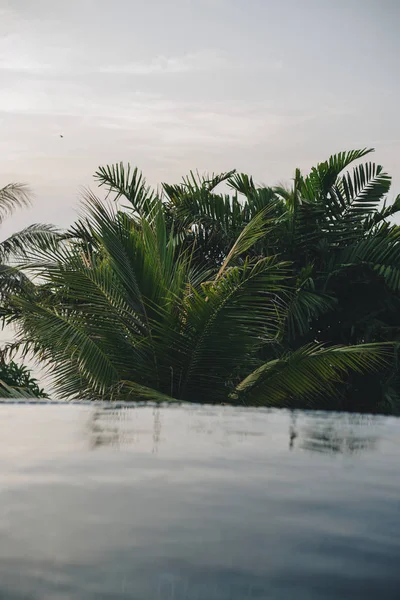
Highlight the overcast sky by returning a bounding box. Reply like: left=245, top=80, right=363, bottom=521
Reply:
left=1, top=0, right=400, bottom=239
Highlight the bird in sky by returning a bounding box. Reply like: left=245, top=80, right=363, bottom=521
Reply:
left=59, top=134, right=64, bottom=138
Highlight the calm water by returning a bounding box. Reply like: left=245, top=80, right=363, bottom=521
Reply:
left=0, top=404, right=399, bottom=600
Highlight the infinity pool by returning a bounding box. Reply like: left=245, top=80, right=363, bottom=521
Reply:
left=1, top=404, right=399, bottom=599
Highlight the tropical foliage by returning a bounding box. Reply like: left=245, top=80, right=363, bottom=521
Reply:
left=3, top=150, right=397, bottom=410
left=0, top=182, right=59, bottom=300
left=0, top=360, right=47, bottom=398
left=154, top=148, right=400, bottom=412
left=0, top=181, right=58, bottom=398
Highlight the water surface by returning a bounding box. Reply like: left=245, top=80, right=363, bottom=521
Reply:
left=0, top=404, right=399, bottom=599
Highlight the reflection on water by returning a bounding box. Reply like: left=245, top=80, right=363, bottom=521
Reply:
left=87, top=405, right=381, bottom=457
left=288, top=412, right=379, bottom=455
left=300, top=423, right=377, bottom=455
left=0, top=404, right=399, bottom=600
left=88, top=407, right=163, bottom=453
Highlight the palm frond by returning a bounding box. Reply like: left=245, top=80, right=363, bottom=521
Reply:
left=0, top=224, right=61, bottom=261
left=235, top=343, right=391, bottom=407
left=0, top=183, right=31, bottom=223
left=215, top=205, right=278, bottom=280
left=285, top=287, right=336, bottom=341
left=227, top=172, right=256, bottom=197
left=178, top=256, right=290, bottom=402
left=181, top=169, right=236, bottom=193
left=94, top=163, right=158, bottom=218
left=116, top=380, right=179, bottom=403
left=365, top=194, right=400, bottom=229
left=340, top=222, right=400, bottom=266
left=0, top=378, right=40, bottom=399
left=337, top=162, right=391, bottom=219
left=301, top=148, right=374, bottom=201
left=12, top=297, right=121, bottom=395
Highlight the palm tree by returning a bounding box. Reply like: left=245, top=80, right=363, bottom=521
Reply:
left=0, top=182, right=59, bottom=300
left=0, top=181, right=59, bottom=398
left=5, top=181, right=389, bottom=406
left=268, top=150, right=400, bottom=411
left=106, top=150, right=399, bottom=411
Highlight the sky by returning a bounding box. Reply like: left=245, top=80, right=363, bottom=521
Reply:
left=1, top=0, right=400, bottom=239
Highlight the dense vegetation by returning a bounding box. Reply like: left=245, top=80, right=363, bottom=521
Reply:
left=0, top=182, right=57, bottom=397
left=0, top=360, right=47, bottom=398
left=2, top=148, right=400, bottom=411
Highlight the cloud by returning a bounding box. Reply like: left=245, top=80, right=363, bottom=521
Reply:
left=99, top=50, right=229, bottom=75
left=99, top=51, right=284, bottom=76
left=0, top=30, right=74, bottom=74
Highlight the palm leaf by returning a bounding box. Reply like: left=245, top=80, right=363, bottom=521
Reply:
left=0, top=224, right=61, bottom=261
left=235, top=343, right=391, bottom=407
left=0, top=183, right=31, bottom=223
left=300, top=148, right=374, bottom=201
left=178, top=256, right=290, bottom=402
left=227, top=172, right=256, bottom=197
left=94, top=163, right=158, bottom=219
left=215, top=205, right=278, bottom=280
left=116, top=380, right=179, bottom=403
left=365, top=194, right=400, bottom=229
left=285, top=287, right=336, bottom=341
left=337, top=162, right=391, bottom=219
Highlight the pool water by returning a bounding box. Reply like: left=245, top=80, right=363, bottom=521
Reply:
left=0, top=404, right=399, bottom=599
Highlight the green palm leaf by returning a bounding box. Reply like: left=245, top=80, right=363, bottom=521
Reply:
left=0, top=224, right=60, bottom=261
left=177, top=256, right=291, bottom=402
left=0, top=183, right=31, bottom=223
left=235, top=343, right=391, bottom=407
left=300, top=148, right=374, bottom=201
